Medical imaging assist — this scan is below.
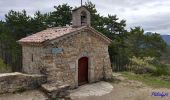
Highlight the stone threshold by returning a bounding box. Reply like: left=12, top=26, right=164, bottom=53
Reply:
left=41, top=82, right=70, bottom=99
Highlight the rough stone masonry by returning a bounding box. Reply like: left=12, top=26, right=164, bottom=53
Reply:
left=0, top=72, right=46, bottom=94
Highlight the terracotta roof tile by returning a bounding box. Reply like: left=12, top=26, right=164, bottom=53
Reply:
left=18, top=26, right=86, bottom=44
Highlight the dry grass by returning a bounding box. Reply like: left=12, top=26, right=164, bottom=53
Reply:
left=121, top=72, right=170, bottom=88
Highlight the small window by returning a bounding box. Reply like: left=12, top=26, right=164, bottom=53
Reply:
left=31, top=54, right=34, bottom=62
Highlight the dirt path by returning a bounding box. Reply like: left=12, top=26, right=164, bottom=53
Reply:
left=71, top=73, right=170, bottom=100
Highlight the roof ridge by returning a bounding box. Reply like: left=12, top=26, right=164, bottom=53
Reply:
left=47, top=26, right=72, bottom=30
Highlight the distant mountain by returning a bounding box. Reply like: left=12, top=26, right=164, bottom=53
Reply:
left=161, top=35, right=170, bottom=45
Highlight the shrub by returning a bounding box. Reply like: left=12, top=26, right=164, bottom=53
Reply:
left=129, top=56, right=170, bottom=75
left=0, top=58, right=11, bottom=73
left=153, top=64, right=169, bottom=76
left=129, top=56, right=156, bottom=74
left=165, top=64, right=170, bottom=75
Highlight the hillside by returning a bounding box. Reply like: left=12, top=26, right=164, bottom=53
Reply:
left=160, top=35, right=170, bottom=64
left=161, top=35, right=170, bottom=45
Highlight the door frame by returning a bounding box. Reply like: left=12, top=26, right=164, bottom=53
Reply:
left=78, top=57, right=88, bottom=85
left=75, top=54, right=94, bottom=87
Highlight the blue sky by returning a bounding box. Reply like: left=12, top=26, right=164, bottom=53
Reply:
left=0, top=0, right=170, bottom=34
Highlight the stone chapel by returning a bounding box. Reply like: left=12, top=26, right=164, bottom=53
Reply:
left=18, top=6, right=112, bottom=88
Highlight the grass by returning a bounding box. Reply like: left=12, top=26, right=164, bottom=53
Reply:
left=166, top=64, right=170, bottom=74
left=121, top=71, right=170, bottom=88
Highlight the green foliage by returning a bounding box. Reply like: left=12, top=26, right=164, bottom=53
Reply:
left=30, top=11, right=47, bottom=33
left=160, top=46, right=170, bottom=64
left=0, top=58, right=6, bottom=69
left=45, top=4, right=72, bottom=27
left=166, top=64, right=170, bottom=74
left=144, top=32, right=167, bottom=57
left=114, top=26, right=168, bottom=74
left=0, top=58, right=11, bottom=72
left=127, top=27, right=145, bottom=57
left=127, top=27, right=167, bottom=58
left=153, top=64, right=169, bottom=76
left=5, top=10, right=32, bottom=39
left=85, top=1, right=127, bottom=40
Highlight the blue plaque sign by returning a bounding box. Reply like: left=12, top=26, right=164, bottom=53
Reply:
left=52, top=48, right=63, bottom=54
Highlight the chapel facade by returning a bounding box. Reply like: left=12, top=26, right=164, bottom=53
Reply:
left=18, top=6, right=112, bottom=88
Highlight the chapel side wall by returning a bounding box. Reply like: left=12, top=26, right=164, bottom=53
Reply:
left=103, top=46, right=113, bottom=79
left=45, top=30, right=112, bottom=87
left=22, top=45, right=43, bottom=74
left=89, top=32, right=112, bottom=81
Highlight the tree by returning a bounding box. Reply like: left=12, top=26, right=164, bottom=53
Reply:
left=127, top=27, right=167, bottom=58
left=85, top=1, right=127, bottom=38
left=127, top=27, right=145, bottom=57
left=3, top=10, right=49, bottom=71
left=29, top=11, right=47, bottom=34
left=144, top=32, right=167, bottom=57
left=85, top=1, right=101, bottom=30
left=5, top=10, right=32, bottom=39
left=0, top=20, right=17, bottom=71
left=46, top=4, right=72, bottom=27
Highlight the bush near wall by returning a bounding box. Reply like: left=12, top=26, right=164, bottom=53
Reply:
left=129, top=56, right=169, bottom=75
left=0, top=58, right=11, bottom=73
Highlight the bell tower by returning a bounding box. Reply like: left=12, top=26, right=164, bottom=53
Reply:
left=72, top=6, right=91, bottom=27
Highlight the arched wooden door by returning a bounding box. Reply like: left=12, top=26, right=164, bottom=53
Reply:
left=78, top=57, right=88, bottom=86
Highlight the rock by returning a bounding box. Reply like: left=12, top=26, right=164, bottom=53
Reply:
left=41, top=82, right=70, bottom=100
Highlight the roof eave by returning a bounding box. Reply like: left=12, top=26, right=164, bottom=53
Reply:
left=17, top=40, right=44, bottom=46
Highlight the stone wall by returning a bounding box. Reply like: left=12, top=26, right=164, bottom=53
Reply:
left=22, top=46, right=44, bottom=74
left=0, top=72, right=46, bottom=94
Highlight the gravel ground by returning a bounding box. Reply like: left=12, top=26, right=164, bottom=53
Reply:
left=0, top=90, right=47, bottom=100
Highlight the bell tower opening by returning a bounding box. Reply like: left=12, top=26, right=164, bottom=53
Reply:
left=81, top=11, right=87, bottom=26
left=72, top=6, right=91, bottom=27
